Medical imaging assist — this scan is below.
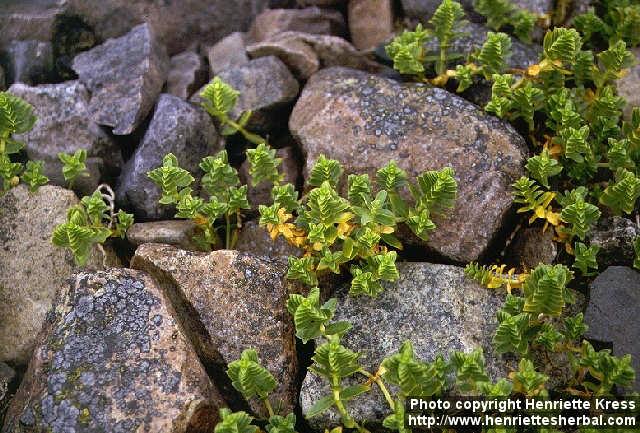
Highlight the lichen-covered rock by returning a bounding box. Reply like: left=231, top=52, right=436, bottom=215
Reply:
left=236, top=220, right=302, bottom=258
left=1, top=269, right=224, bottom=433
left=131, top=244, right=298, bottom=416
left=300, top=262, right=506, bottom=429
left=166, top=51, right=208, bottom=100
left=239, top=146, right=300, bottom=208
left=3, top=40, right=54, bottom=85
left=0, top=185, right=118, bottom=366
left=585, top=266, right=640, bottom=391
left=590, top=216, right=639, bottom=268
left=290, top=67, right=527, bottom=262
left=206, top=32, right=249, bottom=76
left=116, top=94, right=220, bottom=219
left=348, top=0, right=394, bottom=50
left=8, top=81, right=120, bottom=192
left=72, top=23, right=170, bottom=135
left=248, top=7, right=346, bottom=43
left=506, top=227, right=557, bottom=269
left=247, top=31, right=382, bottom=80
left=617, top=47, right=640, bottom=120
left=192, top=56, right=299, bottom=133
left=127, top=220, right=200, bottom=251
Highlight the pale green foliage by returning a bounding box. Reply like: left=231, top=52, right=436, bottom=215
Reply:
left=214, top=409, right=257, bottom=433
left=450, top=349, right=490, bottom=392
left=474, top=0, right=538, bottom=42
left=571, top=341, right=635, bottom=395
left=385, top=24, right=429, bottom=76
left=21, top=160, right=48, bottom=192
left=58, top=149, right=88, bottom=187
left=543, top=28, right=582, bottom=65
left=511, top=358, right=548, bottom=396
left=573, top=242, right=599, bottom=276
left=430, top=0, right=466, bottom=75
left=227, top=349, right=277, bottom=400
left=522, top=264, right=572, bottom=317
left=477, top=32, right=512, bottom=78
left=246, top=143, right=283, bottom=186
left=560, top=194, right=601, bottom=240
left=526, top=149, right=562, bottom=188
left=381, top=341, right=447, bottom=397
left=599, top=168, right=640, bottom=215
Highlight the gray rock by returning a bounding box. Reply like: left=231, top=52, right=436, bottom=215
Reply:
left=127, top=220, right=200, bottom=251
left=166, top=51, right=208, bottom=100
left=3, top=40, right=54, bottom=85
left=401, top=0, right=551, bottom=24
left=0, top=185, right=119, bottom=366
left=248, top=7, right=346, bottom=43
left=131, top=244, right=298, bottom=417
left=0, top=0, right=66, bottom=46
left=206, top=32, right=249, bottom=76
left=297, top=0, right=345, bottom=4
left=116, top=94, right=220, bottom=219
left=300, top=262, right=507, bottom=429
left=239, top=146, right=300, bottom=208
left=236, top=220, right=302, bottom=258
left=590, top=216, right=639, bottom=268
left=66, top=0, right=271, bottom=56
left=585, top=266, right=640, bottom=391
left=2, top=269, right=224, bottom=433
left=506, top=227, right=557, bottom=269
left=193, top=56, right=299, bottom=133
left=348, top=0, right=395, bottom=50
left=289, top=67, right=527, bottom=263
left=72, top=23, right=170, bottom=135
left=8, top=81, right=120, bottom=193
left=247, top=31, right=383, bottom=80
left=617, top=47, right=640, bottom=120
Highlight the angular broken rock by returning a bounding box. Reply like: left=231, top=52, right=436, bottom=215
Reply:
left=0, top=185, right=119, bottom=366
left=193, top=56, right=299, bottom=133
left=585, top=266, right=640, bottom=391
left=348, top=0, right=395, bottom=51
left=166, top=51, right=208, bottom=100
left=207, top=32, right=250, bottom=76
left=290, top=67, right=527, bottom=262
left=300, top=262, right=506, bottom=429
left=247, top=31, right=382, bottom=80
left=9, top=81, right=121, bottom=189
left=2, top=269, right=223, bottom=433
left=248, top=7, right=346, bottom=43
left=116, top=93, right=220, bottom=219
left=131, top=244, right=298, bottom=416
left=590, top=216, right=640, bottom=268
left=72, top=23, right=170, bottom=135
left=127, top=220, right=200, bottom=251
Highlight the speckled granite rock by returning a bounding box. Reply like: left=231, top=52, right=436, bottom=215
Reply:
left=166, top=51, right=208, bottom=100
left=72, top=23, right=169, bottom=135
left=585, top=266, right=640, bottom=391
left=590, top=216, right=639, bottom=268
left=0, top=185, right=119, bottom=367
left=348, top=0, right=394, bottom=50
left=131, top=244, right=298, bottom=416
left=236, top=220, right=302, bottom=258
left=300, top=262, right=506, bottom=429
left=290, top=67, right=527, bottom=262
left=247, top=31, right=382, bottom=80
left=8, top=81, right=120, bottom=192
left=116, top=94, right=220, bottom=219
left=206, top=32, right=249, bottom=76
left=3, top=40, right=54, bottom=85
left=506, top=227, right=557, bottom=269
left=248, top=7, right=346, bottom=43
left=1, top=269, right=223, bottom=433
left=192, top=56, right=299, bottom=133
left=127, top=220, right=200, bottom=251
left=239, top=146, right=300, bottom=208
left=617, top=47, right=640, bottom=120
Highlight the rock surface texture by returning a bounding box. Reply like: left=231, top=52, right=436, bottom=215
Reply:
left=131, top=244, right=298, bottom=416
left=348, top=0, right=394, bottom=50
left=166, top=51, right=208, bottom=100
left=590, top=217, right=640, bottom=268
left=249, top=7, right=346, bottom=42
left=207, top=32, right=250, bottom=76
left=300, top=262, right=506, bottom=428
left=2, top=269, right=223, bottom=433
left=3, top=40, right=54, bottom=85
left=9, top=81, right=120, bottom=189
left=235, top=221, right=302, bottom=258
left=290, top=67, right=527, bottom=262
left=585, top=266, right=640, bottom=391
left=617, top=47, right=640, bottom=120
left=0, top=185, right=117, bottom=366
left=117, top=93, right=220, bottom=219
left=127, top=220, right=200, bottom=251
left=72, top=23, right=170, bottom=135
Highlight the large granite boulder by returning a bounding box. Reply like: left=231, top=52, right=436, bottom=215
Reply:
left=72, top=23, right=170, bottom=135
left=300, top=262, right=506, bottom=429
left=290, top=67, right=527, bottom=262
left=193, top=56, right=299, bottom=133
left=585, top=266, right=640, bottom=391
left=116, top=93, right=220, bottom=219
left=0, top=185, right=118, bottom=366
left=131, top=244, right=298, bottom=416
left=127, top=220, right=200, bottom=251
left=1, top=269, right=224, bottom=433
left=8, top=81, right=121, bottom=191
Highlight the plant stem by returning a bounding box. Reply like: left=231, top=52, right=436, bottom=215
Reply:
left=225, top=212, right=232, bottom=249
left=263, top=397, right=275, bottom=418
